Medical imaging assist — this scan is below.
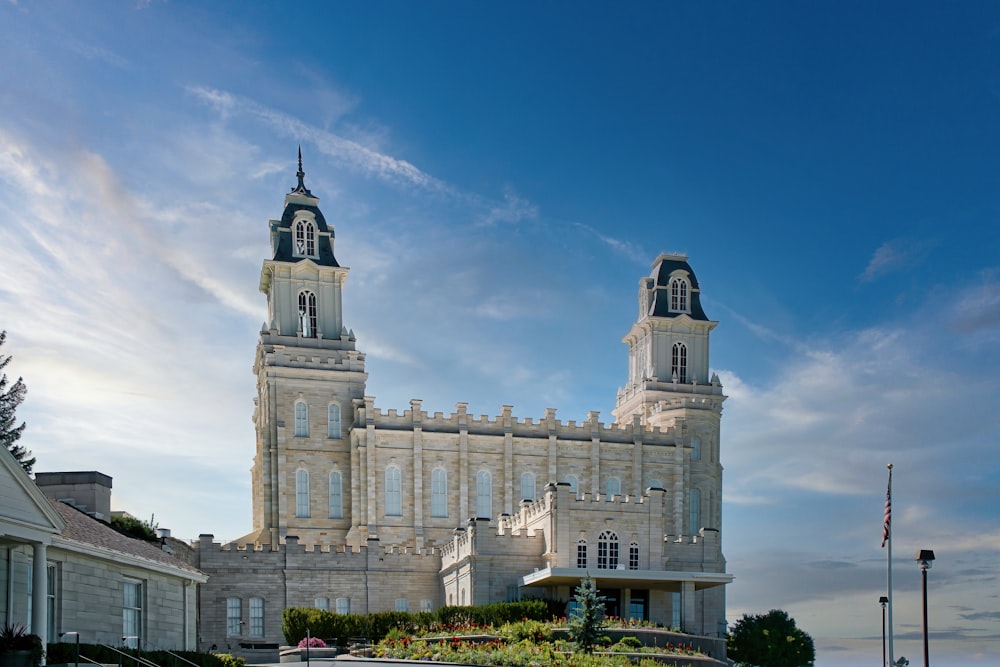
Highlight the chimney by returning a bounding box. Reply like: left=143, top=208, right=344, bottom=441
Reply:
left=34, top=471, right=113, bottom=520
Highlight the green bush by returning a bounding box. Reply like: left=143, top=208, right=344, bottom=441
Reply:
left=613, top=636, right=643, bottom=650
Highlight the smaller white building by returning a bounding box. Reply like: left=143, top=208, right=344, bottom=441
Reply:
left=0, top=454, right=206, bottom=652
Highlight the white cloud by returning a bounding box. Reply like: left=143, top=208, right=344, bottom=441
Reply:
left=860, top=238, right=932, bottom=282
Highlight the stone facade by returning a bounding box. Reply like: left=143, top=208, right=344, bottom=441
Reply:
left=193, top=160, right=731, bottom=654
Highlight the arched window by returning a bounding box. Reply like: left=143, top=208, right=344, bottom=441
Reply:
left=689, top=488, right=701, bottom=534
left=294, top=219, right=316, bottom=257
left=564, top=475, right=578, bottom=495
left=520, top=471, right=536, bottom=502
left=295, top=469, right=310, bottom=518
left=648, top=479, right=662, bottom=491
left=315, top=597, right=329, bottom=610
left=476, top=470, right=492, bottom=519
left=691, top=436, right=701, bottom=461
left=606, top=476, right=621, bottom=497
left=294, top=401, right=309, bottom=437
left=298, top=290, right=318, bottom=338
left=671, top=342, right=687, bottom=383
left=597, top=530, right=619, bottom=569
left=328, top=404, right=341, bottom=439
left=629, top=542, right=640, bottom=570
left=226, top=597, right=242, bottom=636
left=328, top=471, right=343, bottom=519
left=385, top=466, right=402, bottom=516
left=335, top=598, right=350, bottom=615
left=431, top=468, right=447, bottom=518
left=576, top=539, right=588, bottom=568
left=670, top=277, right=688, bottom=312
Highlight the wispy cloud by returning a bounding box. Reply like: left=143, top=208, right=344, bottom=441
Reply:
left=860, top=238, right=932, bottom=282
left=477, top=187, right=539, bottom=227
left=573, top=222, right=648, bottom=263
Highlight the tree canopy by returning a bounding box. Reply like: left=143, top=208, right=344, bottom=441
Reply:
left=0, top=330, right=33, bottom=474
left=728, top=609, right=815, bottom=667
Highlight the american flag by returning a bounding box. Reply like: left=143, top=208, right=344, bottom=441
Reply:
left=881, top=478, right=891, bottom=548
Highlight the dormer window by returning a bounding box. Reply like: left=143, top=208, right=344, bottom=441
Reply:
left=670, top=277, right=689, bottom=313
left=294, top=219, right=316, bottom=257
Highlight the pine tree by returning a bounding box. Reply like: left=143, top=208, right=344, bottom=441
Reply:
left=567, top=575, right=606, bottom=654
left=0, top=330, right=33, bottom=474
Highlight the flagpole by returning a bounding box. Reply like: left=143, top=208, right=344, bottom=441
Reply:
left=885, top=463, right=894, bottom=667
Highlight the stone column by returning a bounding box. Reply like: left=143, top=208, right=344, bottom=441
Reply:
left=680, top=581, right=696, bottom=634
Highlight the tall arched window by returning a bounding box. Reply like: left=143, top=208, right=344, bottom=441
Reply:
left=670, top=277, right=688, bottom=312
left=648, top=479, right=662, bottom=491
left=328, top=471, right=343, bottom=519
left=476, top=470, right=492, bottom=519
left=431, top=468, right=447, bottom=518
left=564, top=475, right=578, bottom=495
left=629, top=542, right=640, bottom=570
left=606, top=476, right=621, bottom=497
left=385, top=466, right=402, bottom=516
left=294, top=401, right=309, bottom=437
left=691, top=436, right=701, bottom=461
left=520, top=471, right=536, bottom=501
left=298, top=290, right=318, bottom=338
left=671, top=342, right=687, bottom=383
left=576, top=539, right=588, bottom=568
left=295, top=469, right=310, bottom=518
left=689, top=488, right=701, bottom=534
left=294, top=219, right=316, bottom=257
left=597, top=530, right=619, bottom=569
left=328, top=404, right=341, bottom=439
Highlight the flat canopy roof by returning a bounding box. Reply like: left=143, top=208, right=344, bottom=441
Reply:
left=519, top=567, right=733, bottom=591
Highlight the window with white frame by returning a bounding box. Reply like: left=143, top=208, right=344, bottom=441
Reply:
left=395, top=599, right=409, bottom=612
left=46, top=564, right=57, bottom=637
left=689, top=488, right=701, bottom=534
left=296, top=469, right=310, bottom=518
left=606, top=476, right=621, bottom=497
left=385, top=466, right=402, bottom=516
left=671, top=342, right=687, bottom=383
left=476, top=470, right=492, bottom=519
left=123, top=579, right=143, bottom=647
left=295, top=401, right=309, bottom=437
left=315, top=597, right=329, bottom=611
left=335, top=597, right=350, bottom=615
left=249, top=597, right=264, bottom=637
left=691, top=436, right=701, bottom=461
left=431, top=468, right=447, bottom=518
left=328, top=404, right=341, bottom=439
left=520, top=471, right=535, bottom=501
left=294, top=219, right=316, bottom=257
left=629, top=542, right=640, bottom=570
left=597, top=530, right=619, bottom=569
left=329, top=471, right=343, bottom=519
left=576, top=540, right=588, bottom=568
left=226, top=597, right=242, bottom=636
left=670, top=277, right=689, bottom=312
left=298, top=290, right=318, bottom=338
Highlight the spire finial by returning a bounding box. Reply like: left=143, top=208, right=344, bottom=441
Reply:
left=290, top=145, right=313, bottom=197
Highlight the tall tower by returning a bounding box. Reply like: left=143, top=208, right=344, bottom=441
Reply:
left=613, top=253, right=726, bottom=533
left=251, top=151, right=367, bottom=545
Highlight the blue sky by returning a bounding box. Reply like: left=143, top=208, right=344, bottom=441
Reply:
left=2, top=2, right=999, bottom=665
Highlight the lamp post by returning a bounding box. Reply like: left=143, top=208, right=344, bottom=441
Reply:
left=879, top=596, right=888, bottom=667
left=915, top=549, right=935, bottom=667
left=60, top=632, right=80, bottom=667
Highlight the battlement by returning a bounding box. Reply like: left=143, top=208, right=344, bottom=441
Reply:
left=439, top=518, right=545, bottom=569
left=358, top=399, right=679, bottom=445
left=616, top=377, right=725, bottom=407
left=194, top=534, right=439, bottom=569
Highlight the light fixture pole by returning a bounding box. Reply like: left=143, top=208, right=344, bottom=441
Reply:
left=879, top=596, right=888, bottom=667
left=915, top=549, right=935, bottom=667
left=60, top=632, right=80, bottom=667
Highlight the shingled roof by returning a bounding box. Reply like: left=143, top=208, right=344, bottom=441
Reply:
left=51, top=500, right=204, bottom=577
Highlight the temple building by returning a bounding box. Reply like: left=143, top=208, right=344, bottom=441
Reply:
left=192, top=156, right=732, bottom=652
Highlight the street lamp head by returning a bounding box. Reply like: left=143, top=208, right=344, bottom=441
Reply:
left=915, top=549, right=935, bottom=570
left=879, top=596, right=888, bottom=607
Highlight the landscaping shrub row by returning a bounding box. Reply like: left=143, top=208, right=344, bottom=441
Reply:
left=282, top=599, right=563, bottom=645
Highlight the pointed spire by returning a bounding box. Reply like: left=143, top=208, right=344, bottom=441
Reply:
left=289, top=144, right=314, bottom=197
